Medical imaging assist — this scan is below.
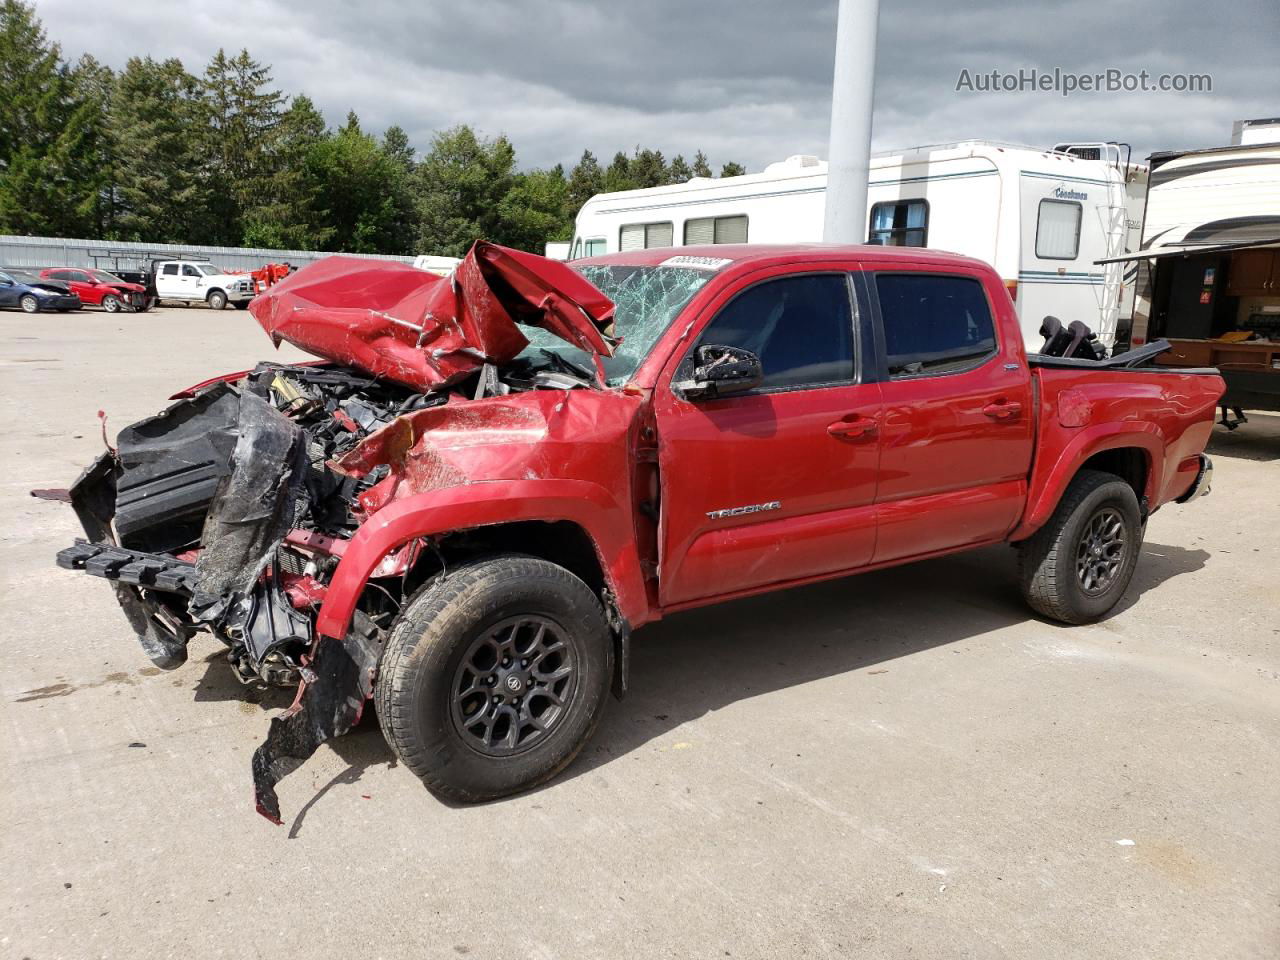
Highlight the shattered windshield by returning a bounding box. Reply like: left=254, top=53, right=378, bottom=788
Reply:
left=517, top=264, right=715, bottom=386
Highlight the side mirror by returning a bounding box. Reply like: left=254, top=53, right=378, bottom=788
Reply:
left=675, top=344, right=763, bottom=401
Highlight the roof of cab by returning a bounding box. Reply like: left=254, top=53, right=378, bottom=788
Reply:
left=575, top=243, right=989, bottom=272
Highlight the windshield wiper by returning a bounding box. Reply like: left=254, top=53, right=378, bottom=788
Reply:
left=538, top=348, right=599, bottom=388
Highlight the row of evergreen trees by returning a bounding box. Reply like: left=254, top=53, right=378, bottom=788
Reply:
left=0, top=1, right=747, bottom=257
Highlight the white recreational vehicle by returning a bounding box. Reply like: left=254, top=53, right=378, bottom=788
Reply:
left=1100, top=120, right=1280, bottom=422
left=569, top=141, right=1148, bottom=349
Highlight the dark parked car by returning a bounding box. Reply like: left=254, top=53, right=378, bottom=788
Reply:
left=0, top=270, right=81, bottom=313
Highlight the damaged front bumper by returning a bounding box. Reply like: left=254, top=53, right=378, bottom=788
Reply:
left=52, top=241, right=621, bottom=824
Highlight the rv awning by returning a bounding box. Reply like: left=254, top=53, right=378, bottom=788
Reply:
left=1095, top=237, right=1280, bottom=265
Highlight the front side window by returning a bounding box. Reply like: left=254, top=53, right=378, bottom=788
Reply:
left=181, top=265, right=201, bottom=277
left=1035, top=199, right=1082, bottom=259
left=694, top=274, right=854, bottom=390
left=70, top=270, right=93, bottom=282
left=868, top=200, right=928, bottom=247
left=876, top=273, right=996, bottom=377
left=619, top=222, right=674, bottom=251
left=683, top=215, right=749, bottom=245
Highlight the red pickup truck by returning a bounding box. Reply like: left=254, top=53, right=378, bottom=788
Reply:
left=55, top=242, right=1222, bottom=822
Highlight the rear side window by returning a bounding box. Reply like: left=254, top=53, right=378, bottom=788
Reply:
left=619, top=222, right=674, bottom=251
left=161, top=264, right=178, bottom=276
left=696, top=274, right=854, bottom=390
left=1035, top=199, right=1082, bottom=259
left=868, top=200, right=928, bottom=247
left=876, top=273, right=996, bottom=377
left=684, top=215, right=749, bottom=245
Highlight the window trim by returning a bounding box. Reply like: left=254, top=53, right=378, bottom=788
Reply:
left=674, top=269, right=862, bottom=399
left=869, top=270, right=1000, bottom=382
left=620, top=221, right=675, bottom=251
left=682, top=213, right=750, bottom=246
left=1034, top=198, right=1083, bottom=261
left=867, top=199, right=930, bottom=248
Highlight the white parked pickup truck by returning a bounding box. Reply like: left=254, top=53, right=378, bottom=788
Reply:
left=153, top=260, right=255, bottom=310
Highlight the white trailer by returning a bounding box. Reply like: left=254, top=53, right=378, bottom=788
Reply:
left=569, top=140, right=1148, bottom=349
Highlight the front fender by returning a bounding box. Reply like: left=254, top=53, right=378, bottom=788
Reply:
left=314, top=478, right=648, bottom=640
left=1010, top=423, right=1163, bottom=541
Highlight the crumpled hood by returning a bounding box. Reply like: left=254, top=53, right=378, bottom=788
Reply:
left=248, top=241, right=616, bottom=391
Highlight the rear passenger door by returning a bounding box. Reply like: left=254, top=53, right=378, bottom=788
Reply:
left=867, top=267, right=1034, bottom=562
left=155, top=263, right=183, bottom=298
left=654, top=266, right=883, bottom=606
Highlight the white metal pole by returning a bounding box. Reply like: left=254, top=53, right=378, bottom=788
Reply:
left=823, top=0, right=881, bottom=243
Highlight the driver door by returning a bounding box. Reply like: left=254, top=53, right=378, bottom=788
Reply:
left=654, top=266, right=883, bottom=607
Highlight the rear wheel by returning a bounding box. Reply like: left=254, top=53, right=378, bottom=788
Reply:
left=20, top=294, right=39, bottom=313
left=376, top=556, right=612, bottom=803
left=102, top=294, right=122, bottom=313
left=1018, top=469, right=1143, bottom=624
left=207, top=290, right=227, bottom=311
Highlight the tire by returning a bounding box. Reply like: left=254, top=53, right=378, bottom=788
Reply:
left=20, top=294, right=39, bottom=313
left=376, top=556, right=613, bottom=803
left=1018, top=469, right=1143, bottom=624
left=207, top=290, right=227, bottom=310
left=102, top=294, right=121, bottom=313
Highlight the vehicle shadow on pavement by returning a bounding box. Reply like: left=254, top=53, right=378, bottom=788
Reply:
left=559, top=539, right=1210, bottom=786
left=1206, top=414, right=1280, bottom=462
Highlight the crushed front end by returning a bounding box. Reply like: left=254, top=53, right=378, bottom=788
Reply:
left=54, top=242, right=618, bottom=823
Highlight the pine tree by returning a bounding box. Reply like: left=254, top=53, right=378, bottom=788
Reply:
left=242, top=93, right=327, bottom=249
left=603, top=150, right=634, bottom=193
left=305, top=111, right=405, bottom=253
left=201, top=48, right=284, bottom=244
left=691, top=150, right=713, bottom=178
left=630, top=148, right=667, bottom=188
left=719, top=161, right=747, bottom=178
left=0, top=0, right=105, bottom=236
left=111, top=56, right=209, bottom=242
left=567, top=149, right=603, bottom=212
left=667, top=154, right=693, bottom=185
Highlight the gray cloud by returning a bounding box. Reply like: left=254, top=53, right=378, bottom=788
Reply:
left=33, top=0, right=1280, bottom=171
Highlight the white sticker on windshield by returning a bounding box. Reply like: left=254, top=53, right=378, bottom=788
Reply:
left=659, top=255, right=733, bottom=271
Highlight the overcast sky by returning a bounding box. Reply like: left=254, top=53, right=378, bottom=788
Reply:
left=33, top=0, right=1280, bottom=172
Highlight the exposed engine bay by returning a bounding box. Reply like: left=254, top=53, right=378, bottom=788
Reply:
left=55, top=242, right=620, bottom=823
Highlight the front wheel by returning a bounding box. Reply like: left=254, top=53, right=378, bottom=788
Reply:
left=102, top=294, right=122, bottom=313
left=207, top=290, right=227, bottom=310
left=1018, top=469, right=1143, bottom=624
left=20, top=294, right=39, bottom=313
left=375, top=556, right=613, bottom=803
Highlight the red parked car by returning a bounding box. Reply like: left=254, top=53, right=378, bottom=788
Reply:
left=39, top=267, right=149, bottom=312
left=55, top=243, right=1223, bottom=822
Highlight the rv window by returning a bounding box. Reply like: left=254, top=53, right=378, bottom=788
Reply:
left=868, top=200, right=928, bottom=247
left=684, top=215, right=749, bottom=245
left=585, top=238, right=606, bottom=257
left=620, top=222, right=674, bottom=251
left=693, top=273, right=854, bottom=390
left=1035, top=199, right=1082, bottom=259
left=876, top=273, right=996, bottom=377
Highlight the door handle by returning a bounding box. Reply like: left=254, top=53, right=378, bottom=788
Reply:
left=827, top=416, right=878, bottom=440
left=983, top=399, right=1023, bottom=420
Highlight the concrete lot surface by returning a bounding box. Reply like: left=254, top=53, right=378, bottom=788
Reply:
left=2, top=305, right=1277, bottom=959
